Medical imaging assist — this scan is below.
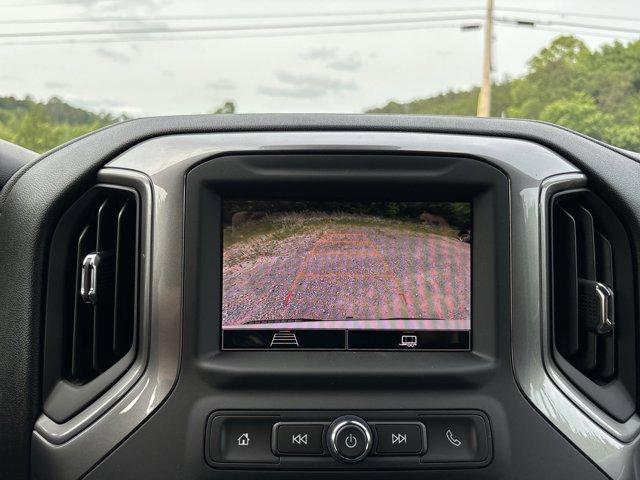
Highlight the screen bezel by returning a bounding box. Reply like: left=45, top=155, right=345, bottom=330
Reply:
left=220, top=198, right=473, bottom=351
left=184, top=152, right=508, bottom=385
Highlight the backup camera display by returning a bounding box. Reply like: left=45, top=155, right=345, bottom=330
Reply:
left=222, top=200, right=471, bottom=350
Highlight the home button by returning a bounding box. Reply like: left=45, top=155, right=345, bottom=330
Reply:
left=209, top=415, right=279, bottom=463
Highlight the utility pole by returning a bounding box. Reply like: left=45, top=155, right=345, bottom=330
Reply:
left=477, top=0, right=494, bottom=117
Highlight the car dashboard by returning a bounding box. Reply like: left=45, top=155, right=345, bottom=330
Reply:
left=1, top=115, right=639, bottom=479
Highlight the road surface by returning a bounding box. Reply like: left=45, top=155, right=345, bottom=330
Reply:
left=222, top=226, right=470, bottom=330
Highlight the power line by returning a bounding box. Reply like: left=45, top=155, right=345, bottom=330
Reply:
left=495, top=17, right=640, bottom=35
left=496, top=7, right=640, bottom=24
left=2, top=14, right=639, bottom=40
left=1, top=20, right=635, bottom=48
left=0, top=22, right=478, bottom=47
left=0, top=6, right=486, bottom=24
left=2, top=6, right=640, bottom=25
left=0, top=14, right=487, bottom=38
left=0, top=13, right=636, bottom=47
left=496, top=23, right=639, bottom=40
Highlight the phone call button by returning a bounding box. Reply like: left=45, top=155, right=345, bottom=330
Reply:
left=420, top=415, right=490, bottom=463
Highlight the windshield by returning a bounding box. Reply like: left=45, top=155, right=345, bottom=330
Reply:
left=0, top=0, right=638, bottom=153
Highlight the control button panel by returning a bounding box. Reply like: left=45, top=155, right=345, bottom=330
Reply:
left=206, top=410, right=491, bottom=470
left=374, top=423, right=426, bottom=455
left=274, top=423, right=325, bottom=455
left=421, top=414, right=489, bottom=463
left=209, top=416, right=279, bottom=463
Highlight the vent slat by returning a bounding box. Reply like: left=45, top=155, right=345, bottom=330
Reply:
left=554, top=207, right=580, bottom=356
left=575, top=205, right=597, bottom=281
left=113, top=199, right=136, bottom=356
left=595, top=232, right=614, bottom=287
left=595, top=232, right=616, bottom=380
left=598, top=334, right=616, bottom=380
left=92, top=199, right=118, bottom=373
left=71, top=224, right=95, bottom=380
left=580, top=331, right=598, bottom=372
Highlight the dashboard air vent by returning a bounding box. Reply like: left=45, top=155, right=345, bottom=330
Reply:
left=69, top=188, right=137, bottom=382
left=43, top=185, right=139, bottom=423
left=550, top=189, right=636, bottom=421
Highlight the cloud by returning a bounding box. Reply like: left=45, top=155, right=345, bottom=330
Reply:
left=161, top=70, right=175, bottom=78
left=206, top=79, right=236, bottom=91
left=300, top=47, right=365, bottom=72
left=257, top=86, right=326, bottom=99
left=95, top=47, right=133, bottom=63
left=44, top=81, right=70, bottom=89
left=299, top=47, right=338, bottom=61
left=327, top=52, right=363, bottom=72
left=66, top=94, right=142, bottom=116
left=277, top=71, right=357, bottom=92
left=258, top=71, right=358, bottom=100
left=0, top=74, right=21, bottom=81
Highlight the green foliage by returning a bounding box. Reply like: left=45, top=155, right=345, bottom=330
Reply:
left=212, top=100, right=236, bottom=114
left=0, top=96, right=121, bottom=153
left=223, top=200, right=470, bottom=229
left=0, top=95, right=125, bottom=125
left=0, top=96, right=240, bottom=153
left=369, top=36, right=640, bottom=151
left=367, top=82, right=513, bottom=118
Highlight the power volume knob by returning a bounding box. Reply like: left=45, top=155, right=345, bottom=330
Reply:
left=327, top=415, right=373, bottom=463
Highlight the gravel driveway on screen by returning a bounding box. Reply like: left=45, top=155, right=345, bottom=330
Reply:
left=222, top=224, right=471, bottom=330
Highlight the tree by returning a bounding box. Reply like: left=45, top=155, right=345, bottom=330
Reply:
left=368, top=36, right=640, bottom=151
left=212, top=101, right=236, bottom=114
left=540, top=92, right=614, bottom=138
left=0, top=99, right=109, bottom=153
left=507, top=36, right=590, bottom=119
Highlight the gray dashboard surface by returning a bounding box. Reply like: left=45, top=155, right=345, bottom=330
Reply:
left=1, top=114, right=639, bottom=480
left=0, top=139, right=36, bottom=191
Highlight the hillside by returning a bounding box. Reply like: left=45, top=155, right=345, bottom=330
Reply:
left=367, top=82, right=512, bottom=117
left=0, top=96, right=125, bottom=125
left=0, top=97, right=237, bottom=154
left=368, top=36, right=640, bottom=151
left=0, top=96, right=124, bottom=153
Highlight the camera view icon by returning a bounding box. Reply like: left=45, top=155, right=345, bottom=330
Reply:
left=399, top=334, right=418, bottom=348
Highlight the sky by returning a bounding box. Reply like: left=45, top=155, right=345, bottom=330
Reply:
left=0, top=0, right=638, bottom=117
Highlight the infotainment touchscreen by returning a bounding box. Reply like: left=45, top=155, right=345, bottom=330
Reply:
left=221, top=200, right=471, bottom=350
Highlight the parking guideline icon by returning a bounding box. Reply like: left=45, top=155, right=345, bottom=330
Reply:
left=270, top=331, right=299, bottom=347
